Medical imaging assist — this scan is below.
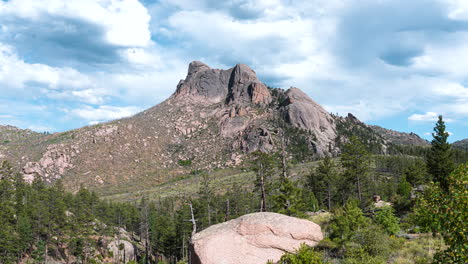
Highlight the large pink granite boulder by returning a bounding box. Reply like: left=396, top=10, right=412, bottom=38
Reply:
left=190, top=212, right=323, bottom=264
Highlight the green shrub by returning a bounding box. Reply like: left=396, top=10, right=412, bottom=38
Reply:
left=374, top=206, right=400, bottom=235
left=329, top=200, right=370, bottom=244
left=177, top=159, right=192, bottom=166
left=276, top=244, right=327, bottom=264
left=413, top=164, right=467, bottom=263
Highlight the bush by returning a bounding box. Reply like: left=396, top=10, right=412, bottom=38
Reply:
left=276, top=244, right=327, bottom=264
left=374, top=206, right=400, bottom=235
left=177, top=159, right=192, bottom=166
left=342, top=225, right=400, bottom=263
left=413, top=163, right=467, bottom=263
left=329, top=200, right=370, bottom=244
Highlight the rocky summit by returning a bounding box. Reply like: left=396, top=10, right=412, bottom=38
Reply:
left=0, top=61, right=423, bottom=196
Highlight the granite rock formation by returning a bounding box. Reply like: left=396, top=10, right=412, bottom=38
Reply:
left=190, top=212, right=323, bottom=264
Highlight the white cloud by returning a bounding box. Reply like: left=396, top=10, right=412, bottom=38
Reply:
left=408, top=112, right=440, bottom=122
left=0, top=43, right=92, bottom=93
left=0, top=0, right=151, bottom=47
left=72, top=105, right=142, bottom=123
left=408, top=112, right=455, bottom=122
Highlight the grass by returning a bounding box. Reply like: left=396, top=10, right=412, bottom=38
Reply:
left=389, top=234, right=445, bottom=264
left=100, top=160, right=323, bottom=203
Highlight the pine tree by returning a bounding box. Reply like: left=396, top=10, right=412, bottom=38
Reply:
left=272, top=176, right=305, bottom=217
left=426, top=115, right=455, bottom=192
left=250, top=152, right=277, bottom=212
left=340, top=136, right=371, bottom=204
left=0, top=161, right=19, bottom=263
left=308, top=156, right=338, bottom=210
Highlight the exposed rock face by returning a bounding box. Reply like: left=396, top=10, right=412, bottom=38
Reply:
left=108, top=240, right=136, bottom=263
left=22, top=144, right=74, bottom=183
left=282, top=88, right=337, bottom=155
left=190, top=212, right=323, bottom=264
left=174, top=61, right=271, bottom=106
left=0, top=61, right=402, bottom=198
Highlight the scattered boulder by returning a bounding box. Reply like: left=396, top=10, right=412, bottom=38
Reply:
left=108, top=240, right=136, bottom=263
left=190, top=212, right=323, bottom=264
left=373, top=195, right=392, bottom=208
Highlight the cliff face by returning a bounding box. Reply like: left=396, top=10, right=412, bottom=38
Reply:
left=0, top=61, right=405, bottom=196
left=174, top=61, right=272, bottom=105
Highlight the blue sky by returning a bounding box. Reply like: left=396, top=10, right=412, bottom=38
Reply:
left=0, top=0, right=467, bottom=142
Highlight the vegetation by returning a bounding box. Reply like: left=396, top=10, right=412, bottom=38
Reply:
left=0, top=116, right=466, bottom=263
left=426, top=115, right=455, bottom=192
left=413, top=164, right=467, bottom=263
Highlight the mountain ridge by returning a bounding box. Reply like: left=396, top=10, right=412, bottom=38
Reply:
left=0, top=61, right=427, bottom=197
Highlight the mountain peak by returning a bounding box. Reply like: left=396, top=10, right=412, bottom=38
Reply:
left=174, top=62, right=271, bottom=105
left=188, top=61, right=211, bottom=75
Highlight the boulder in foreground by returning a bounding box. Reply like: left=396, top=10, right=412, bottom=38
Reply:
left=190, top=212, right=323, bottom=264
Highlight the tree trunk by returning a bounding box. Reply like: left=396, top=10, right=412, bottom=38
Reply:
left=260, top=163, right=266, bottom=212
left=225, top=199, right=230, bottom=222
left=207, top=203, right=211, bottom=226
left=189, top=202, right=197, bottom=236
left=357, top=175, right=362, bottom=202
left=327, top=182, right=332, bottom=211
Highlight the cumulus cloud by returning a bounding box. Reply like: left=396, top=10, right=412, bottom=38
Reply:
left=72, top=105, right=142, bottom=124
left=408, top=112, right=454, bottom=122
left=0, top=0, right=467, bottom=140
left=0, top=0, right=151, bottom=66
left=0, top=43, right=92, bottom=95
left=409, top=112, right=440, bottom=121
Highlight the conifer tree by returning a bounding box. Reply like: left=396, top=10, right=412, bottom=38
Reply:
left=272, top=176, right=305, bottom=217
left=340, top=136, right=371, bottom=204
left=426, top=115, right=455, bottom=192
left=250, top=152, right=277, bottom=212
left=308, top=156, right=338, bottom=210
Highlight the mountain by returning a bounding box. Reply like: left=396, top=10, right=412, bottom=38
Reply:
left=0, top=61, right=422, bottom=197
left=453, top=139, right=468, bottom=150
left=370, top=125, right=429, bottom=146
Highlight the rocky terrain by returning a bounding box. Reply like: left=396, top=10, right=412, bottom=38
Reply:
left=190, top=212, right=323, bottom=264
left=453, top=139, right=468, bottom=150
left=0, top=61, right=424, bottom=196
left=370, top=125, right=429, bottom=146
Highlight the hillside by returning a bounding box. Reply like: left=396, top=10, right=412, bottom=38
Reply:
left=370, top=125, right=429, bottom=146
left=453, top=139, right=468, bottom=150
left=0, top=61, right=424, bottom=197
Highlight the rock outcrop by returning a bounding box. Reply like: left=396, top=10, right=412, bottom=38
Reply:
left=282, top=88, right=337, bottom=155
left=0, top=61, right=406, bottom=198
left=190, top=212, right=323, bottom=264
left=22, top=144, right=74, bottom=183
left=174, top=61, right=271, bottom=106
left=108, top=240, right=136, bottom=263
left=370, top=125, right=429, bottom=146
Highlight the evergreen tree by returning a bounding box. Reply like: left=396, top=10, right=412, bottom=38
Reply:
left=308, top=156, right=338, bottom=210
left=250, top=152, right=278, bottom=212
left=198, top=172, right=214, bottom=228
left=414, top=163, right=467, bottom=263
left=272, top=176, right=305, bottom=217
left=329, top=200, right=370, bottom=244
left=426, top=115, right=455, bottom=192
left=373, top=206, right=400, bottom=235
left=403, top=159, right=427, bottom=186
left=340, top=136, right=371, bottom=204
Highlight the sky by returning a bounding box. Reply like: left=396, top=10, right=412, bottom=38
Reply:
left=0, top=0, right=467, bottom=142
